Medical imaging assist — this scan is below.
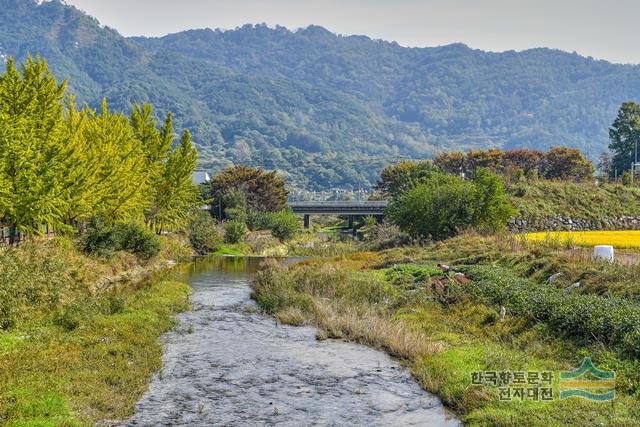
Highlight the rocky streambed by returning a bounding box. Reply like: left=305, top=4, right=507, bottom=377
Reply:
left=124, top=257, right=460, bottom=426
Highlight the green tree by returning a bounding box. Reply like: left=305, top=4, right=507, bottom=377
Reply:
left=267, top=209, right=301, bottom=242
left=388, top=173, right=477, bottom=240
left=388, top=169, right=514, bottom=240
left=0, top=56, right=68, bottom=240
left=224, top=220, right=247, bottom=244
left=146, top=130, right=201, bottom=233
left=188, top=210, right=222, bottom=255
left=77, top=100, right=149, bottom=222
left=609, top=101, right=640, bottom=176
left=210, top=166, right=287, bottom=218
left=472, top=168, right=516, bottom=231
left=375, top=161, right=439, bottom=198
left=540, top=146, right=594, bottom=181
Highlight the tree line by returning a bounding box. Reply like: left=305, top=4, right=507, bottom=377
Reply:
left=432, top=147, right=594, bottom=182
left=0, top=57, right=201, bottom=243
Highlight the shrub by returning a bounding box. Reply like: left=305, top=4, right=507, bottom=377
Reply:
left=224, top=220, right=247, bottom=243
left=79, top=217, right=118, bottom=258
left=268, top=209, right=301, bottom=241
left=460, top=265, right=640, bottom=356
left=246, top=211, right=273, bottom=231
left=54, top=299, right=95, bottom=331
left=388, top=173, right=477, bottom=240
left=115, top=223, right=160, bottom=260
left=363, top=220, right=411, bottom=250
left=187, top=210, right=222, bottom=255
left=472, top=168, right=516, bottom=231
left=79, top=217, right=160, bottom=260
left=388, top=169, right=514, bottom=241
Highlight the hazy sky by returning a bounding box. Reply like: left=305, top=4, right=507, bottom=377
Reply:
left=65, top=0, right=639, bottom=64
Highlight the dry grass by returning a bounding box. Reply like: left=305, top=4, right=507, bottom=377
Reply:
left=310, top=301, right=444, bottom=359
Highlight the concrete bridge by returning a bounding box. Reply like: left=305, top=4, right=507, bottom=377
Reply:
left=289, top=201, right=388, bottom=229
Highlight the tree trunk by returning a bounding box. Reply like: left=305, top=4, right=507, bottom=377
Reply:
left=8, top=224, right=16, bottom=245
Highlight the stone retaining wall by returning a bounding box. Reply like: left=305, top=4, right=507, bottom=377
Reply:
left=508, top=216, right=640, bottom=233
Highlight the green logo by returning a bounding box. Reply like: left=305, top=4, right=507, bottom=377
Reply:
left=559, top=357, right=615, bottom=401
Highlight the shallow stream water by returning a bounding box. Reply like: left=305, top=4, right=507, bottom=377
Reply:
left=124, top=256, right=460, bottom=426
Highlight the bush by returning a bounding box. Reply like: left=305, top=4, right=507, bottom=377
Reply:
left=388, top=173, right=477, bottom=240
left=460, top=265, right=640, bottom=356
left=363, top=220, right=411, bottom=250
left=116, top=223, right=160, bottom=260
left=79, top=217, right=160, bottom=260
left=268, top=209, right=301, bottom=241
left=54, top=299, right=95, bottom=331
left=79, top=217, right=118, bottom=258
left=187, top=210, right=222, bottom=255
left=246, top=211, right=273, bottom=231
left=224, top=220, right=247, bottom=243
left=388, top=169, right=514, bottom=241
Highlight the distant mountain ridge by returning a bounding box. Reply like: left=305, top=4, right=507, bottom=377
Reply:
left=2, top=0, right=640, bottom=190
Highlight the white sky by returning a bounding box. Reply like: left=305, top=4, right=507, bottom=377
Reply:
left=64, top=0, right=640, bottom=64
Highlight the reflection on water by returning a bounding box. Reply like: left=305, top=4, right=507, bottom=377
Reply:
left=124, top=256, right=460, bottom=427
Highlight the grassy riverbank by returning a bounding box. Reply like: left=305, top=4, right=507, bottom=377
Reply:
left=0, top=237, right=192, bottom=426
left=510, top=181, right=640, bottom=221
left=252, top=233, right=640, bottom=425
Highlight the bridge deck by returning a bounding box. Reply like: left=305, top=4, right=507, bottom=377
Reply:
left=289, top=201, right=387, bottom=215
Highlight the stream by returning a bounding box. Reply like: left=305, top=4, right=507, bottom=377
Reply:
left=124, top=256, right=461, bottom=426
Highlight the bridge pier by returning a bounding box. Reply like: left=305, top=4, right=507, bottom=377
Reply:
left=348, top=215, right=354, bottom=230
left=303, top=214, right=310, bottom=229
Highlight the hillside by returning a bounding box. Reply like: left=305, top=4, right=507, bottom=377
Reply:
left=2, top=0, right=640, bottom=190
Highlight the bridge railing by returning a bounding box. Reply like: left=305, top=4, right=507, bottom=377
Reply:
left=289, top=201, right=388, bottom=208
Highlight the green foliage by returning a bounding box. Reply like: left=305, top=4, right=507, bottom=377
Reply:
left=389, top=174, right=477, bottom=240
left=247, top=211, right=273, bottom=231
left=460, top=265, right=640, bottom=356
left=78, top=217, right=119, bottom=259
left=54, top=299, right=95, bottom=331
left=187, top=210, right=222, bottom=255
left=609, top=101, right=640, bottom=175
left=211, top=166, right=287, bottom=218
left=386, top=264, right=443, bottom=285
left=0, top=56, right=68, bottom=237
left=376, top=161, right=439, bottom=198
left=116, top=223, right=160, bottom=261
left=79, top=218, right=160, bottom=260
left=622, top=170, right=634, bottom=186
left=267, top=209, right=301, bottom=242
left=388, top=169, right=514, bottom=240
left=472, top=168, right=517, bottom=231
left=224, top=220, right=247, bottom=244
left=0, top=56, right=199, bottom=241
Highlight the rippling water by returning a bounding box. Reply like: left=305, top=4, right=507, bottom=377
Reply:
left=124, top=257, right=460, bottom=426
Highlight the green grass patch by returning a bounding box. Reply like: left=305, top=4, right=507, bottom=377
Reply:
left=0, top=237, right=193, bottom=426
left=211, top=243, right=250, bottom=256
left=0, top=280, right=190, bottom=426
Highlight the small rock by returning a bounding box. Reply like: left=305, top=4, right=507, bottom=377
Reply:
left=548, top=272, right=563, bottom=283
left=564, top=282, right=581, bottom=293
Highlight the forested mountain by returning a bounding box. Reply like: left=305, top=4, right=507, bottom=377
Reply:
left=2, top=0, right=640, bottom=190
